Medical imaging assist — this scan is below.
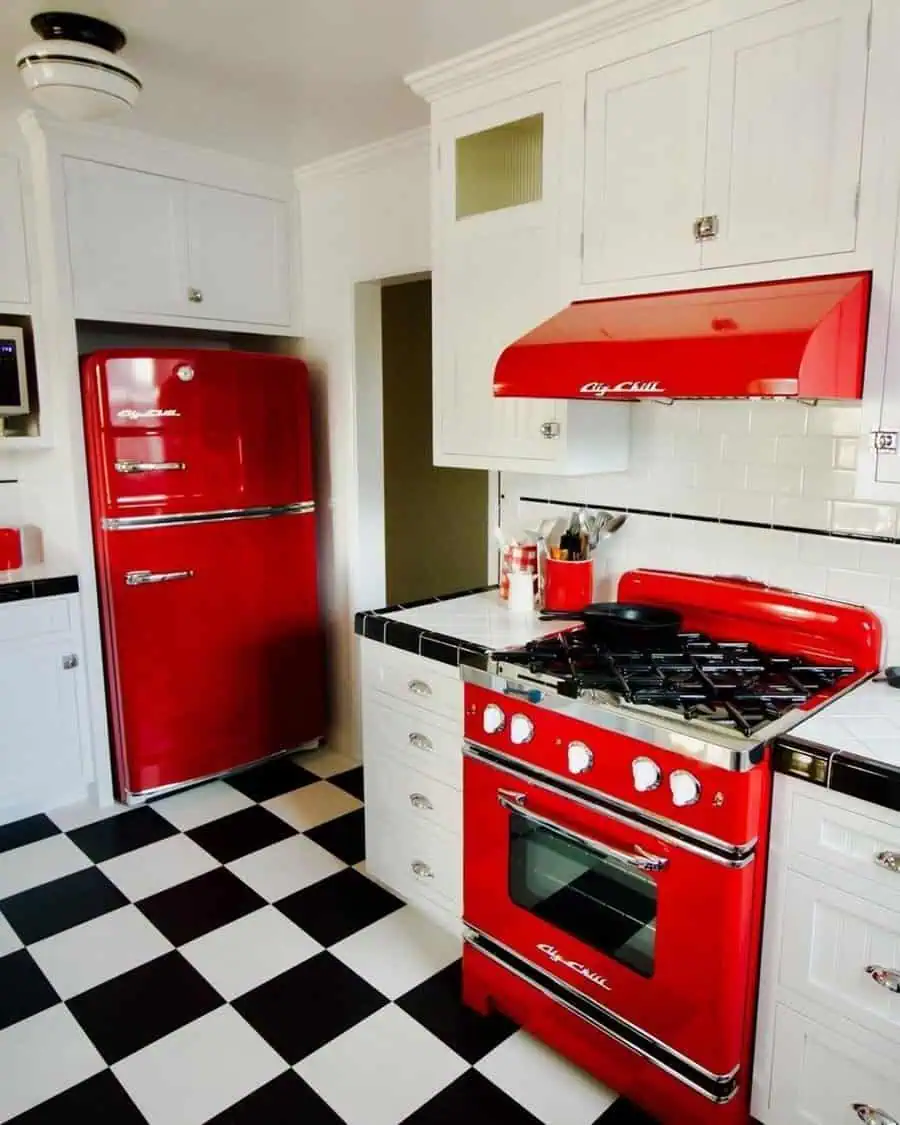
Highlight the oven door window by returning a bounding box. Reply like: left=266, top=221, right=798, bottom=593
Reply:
left=508, top=811, right=657, bottom=978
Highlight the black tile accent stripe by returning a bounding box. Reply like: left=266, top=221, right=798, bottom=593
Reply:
left=354, top=585, right=497, bottom=667
left=0, top=573, right=79, bottom=604
left=519, top=496, right=900, bottom=545
left=775, top=737, right=900, bottom=815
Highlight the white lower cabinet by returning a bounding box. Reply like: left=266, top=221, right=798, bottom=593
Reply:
left=0, top=595, right=91, bottom=824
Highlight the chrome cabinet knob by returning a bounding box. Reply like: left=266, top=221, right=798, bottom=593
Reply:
left=509, top=713, right=534, bottom=746
left=187, top=287, right=203, bottom=303
left=865, top=965, right=900, bottom=993
left=409, top=793, right=433, bottom=811
left=61, top=653, right=79, bottom=670
left=669, top=769, right=701, bottom=807
left=483, top=703, right=505, bottom=735
left=632, top=756, right=662, bottom=793
left=853, top=1106, right=898, bottom=1125
left=876, top=851, right=900, bottom=873
left=411, top=860, right=434, bottom=879
left=408, top=732, right=433, bottom=752
left=408, top=679, right=432, bottom=698
left=567, top=741, right=593, bottom=775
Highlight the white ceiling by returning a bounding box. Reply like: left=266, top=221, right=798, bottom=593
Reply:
left=0, top=1, right=590, bottom=166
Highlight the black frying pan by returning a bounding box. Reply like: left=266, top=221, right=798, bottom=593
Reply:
left=539, top=602, right=683, bottom=647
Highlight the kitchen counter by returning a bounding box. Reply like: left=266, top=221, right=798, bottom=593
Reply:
left=354, top=587, right=564, bottom=667
left=0, top=560, right=79, bottom=603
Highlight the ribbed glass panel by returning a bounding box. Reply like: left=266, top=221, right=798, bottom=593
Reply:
left=455, top=114, right=543, bottom=219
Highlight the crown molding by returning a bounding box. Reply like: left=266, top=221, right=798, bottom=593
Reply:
left=294, top=127, right=429, bottom=186
left=405, top=0, right=702, bottom=102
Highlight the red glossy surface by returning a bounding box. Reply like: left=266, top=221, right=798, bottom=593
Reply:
left=0, top=529, right=22, bottom=570
left=494, top=272, right=870, bottom=401
left=543, top=557, right=594, bottom=611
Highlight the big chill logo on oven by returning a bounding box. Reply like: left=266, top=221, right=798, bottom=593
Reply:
left=537, top=943, right=612, bottom=991
left=116, top=408, right=181, bottom=420
left=579, top=381, right=665, bottom=398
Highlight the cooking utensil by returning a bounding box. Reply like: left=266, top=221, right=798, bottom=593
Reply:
left=539, top=602, right=682, bottom=646
left=597, top=512, right=628, bottom=540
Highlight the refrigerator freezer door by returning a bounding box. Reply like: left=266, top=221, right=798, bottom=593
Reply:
left=101, top=510, right=324, bottom=799
left=82, top=350, right=313, bottom=519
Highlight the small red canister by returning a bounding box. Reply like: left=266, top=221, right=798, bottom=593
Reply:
left=500, top=544, right=538, bottom=600
left=543, top=557, right=594, bottom=612
left=0, top=528, right=23, bottom=571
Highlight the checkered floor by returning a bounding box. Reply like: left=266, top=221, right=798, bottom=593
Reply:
left=0, top=748, right=656, bottom=1125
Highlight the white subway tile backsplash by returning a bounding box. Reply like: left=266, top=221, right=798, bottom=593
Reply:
left=773, top=496, right=831, bottom=530
left=890, top=579, right=900, bottom=607
left=696, top=402, right=753, bottom=432
left=858, top=540, right=900, bottom=576
left=826, top=569, right=892, bottom=607
left=722, top=434, right=777, bottom=464
left=775, top=435, right=836, bottom=468
left=834, top=438, right=859, bottom=471
left=802, top=467, right=855, bottom=500
left=746, top=463, right=803, bottom=496
left=831, top=502, right=898, bottom=538
left=806, top=405, right=863, bottom=437
left=749, top=403, right=809, bottom=436
left=798, top=534, right=861, bottom=571
left=719, top=490, right=773, bottom=525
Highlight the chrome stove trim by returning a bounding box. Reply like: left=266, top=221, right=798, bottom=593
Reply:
left=464, top=925, right=740, bottom=1104
left=464, top=741, right=757, bottom=867
left=104, top=501, right=315, bottom=531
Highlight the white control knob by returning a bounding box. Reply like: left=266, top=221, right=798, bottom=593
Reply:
left=632, top=757, right=662, bottom=793
left=669, top=769, right=702, bottom=808
left=509, top=713, right=534, bottom=745
left=483, top=703, right=505, bottom=735
left=567, top=741, right=593, bottom=775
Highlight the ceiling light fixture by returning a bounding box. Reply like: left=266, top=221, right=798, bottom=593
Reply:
left=16, top=11, right=142, bottom=121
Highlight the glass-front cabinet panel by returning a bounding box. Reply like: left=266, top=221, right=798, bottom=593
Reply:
left=455, top=114, right=544, bottom=219
left=509, top=812, right=657, bottom=978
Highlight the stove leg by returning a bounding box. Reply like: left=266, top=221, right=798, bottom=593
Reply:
left=461, top=948, right=493, bottom=1017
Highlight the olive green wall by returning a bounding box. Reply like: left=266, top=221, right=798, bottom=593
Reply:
left=382, top=279, right=489, bottom=605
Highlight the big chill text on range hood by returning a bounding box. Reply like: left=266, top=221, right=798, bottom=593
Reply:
left=493, top=272, right=871, bottom=402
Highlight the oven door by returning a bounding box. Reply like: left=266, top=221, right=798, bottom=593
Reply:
left=463, top=749, right=758, bottom=1078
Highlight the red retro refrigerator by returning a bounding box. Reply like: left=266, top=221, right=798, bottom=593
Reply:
left=82, top=349, right=326, bottom=802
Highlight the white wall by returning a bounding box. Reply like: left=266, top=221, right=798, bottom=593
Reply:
left=296, top=129, right=431, bottom=759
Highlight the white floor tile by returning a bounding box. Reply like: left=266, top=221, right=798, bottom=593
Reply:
left=294, top=746, right=360, bottom=778
left=476, top=1029, right=618, bottom=1125
left=0, top=1005, right=105, bottom=1120
left=99, top=834, right=219, bottom=901
left=296, top=1004, right=466, bottom=1125
left=48, top=799, right=127, bottom=833
left=29, top=906, right=172, bottom=999
left=0, top=835, right=91, bottom=899
left=152, top=781, right=254, bottom=831
left=331, top=906, right=461, bottom=999
left=114, top=1005, right=284, bottom=1125
left=263, top=781, right=361, bottom=832
left=180, top=906, right=321, bottom=1000
left=227, top=834, right=345, bottom=902
left=0, top=911, right=23, bottom=956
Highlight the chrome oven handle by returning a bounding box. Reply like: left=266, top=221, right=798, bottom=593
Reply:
left=876, top=851, right=900, bottom=874
left=115, top=460, right=186, bottom=473
left=865, top=966, right=900, bottom=994
left=125, top=569, right=194, bottom=586
left=853, top=1106, right=898, bottom=1125
left=497, top=790, right=669, bottom=873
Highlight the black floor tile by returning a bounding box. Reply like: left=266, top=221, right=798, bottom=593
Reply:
left=593, top=1099, right=661, bottom=1124
left=137, top=867, right=266, bottom=946
left=329, top=766, right=364, bottom=801
left=0, top=815, right=60, bottom=854
left=68, top=951, right=223, bottom=1064
left=207, top=1069, right=344, bottom=1124
left=67, top=807, right=178, bottom=863
left=305, top=807, right=365, bottom=865
left=402, top=1069, right=544, bottom=1124
left=275, top=867, right=402, bottom=946
left=187, top=805, right=296, bottom=863
left=233, top=951, right=387, bottom=1063
left=0, top=950, right=60, bottom=1031
left=7, top=1069, right=148, bottom=1124
left=1, top=867, right=127, bottom=944
left=226, top=759, right=318, bottom=802
left=397, top=960, right=517, bottom=1064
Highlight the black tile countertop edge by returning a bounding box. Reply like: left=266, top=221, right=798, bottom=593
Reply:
left=354, top=585, right=498, bottom=668
left=775, top=737, right=900, bottom=816
left=0, top=574, right=79, bottom=604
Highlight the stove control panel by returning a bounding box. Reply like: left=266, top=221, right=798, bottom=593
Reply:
left=670, top=769, right=702, bottom=808
left=567, top=741, right=593, bottom=775
left=509, top=713, right=534, bottom=746
left=483, top=703, right=505, bottom=735
left=632, top=757, right=662, bottom=793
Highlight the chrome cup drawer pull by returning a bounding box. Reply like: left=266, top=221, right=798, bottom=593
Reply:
left=876, top=851, right=900, bottom=873
left=853, top=1105, right=898, bottom=1125
left=411, top=860, right=434, bottom=879
left=408, top=732, right=433, bottom=752
left=408, top=679, right=433, bottom=698
left=125, top=569, right=194, bottom=586
left=865, top=966, right=900, bottom=993
left=115, top=460, right=186, bottom=473
left=409, top=793, right=434, bottom=811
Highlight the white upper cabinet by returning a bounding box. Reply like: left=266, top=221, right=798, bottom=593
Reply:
left=64, top=157, right=293, bottom=329
left=702, top=0, right=871, bottom=269
left=0, top=153, right=31, bottom=306
left=582, top=37, right=710, bottom=284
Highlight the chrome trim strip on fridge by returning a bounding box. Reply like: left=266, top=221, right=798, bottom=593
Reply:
left=464, top=741, right=757, bottom=867
left=464, top=925, right=740, bottom=1104
left=103, top=501, right=315, bottom=531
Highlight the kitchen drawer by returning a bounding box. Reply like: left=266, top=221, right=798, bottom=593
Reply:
left=366, top=754, right=462, bottom=837
left=761, top=1004, right=900, bottom=1125
left=779, top=869, right=900, bottom=1049
left=362, top=691, right=462, bottom=790
left=366, top=805, right=461, bottom=915
left=0, top=596, right=73, bottom=643
left=360, top=638, right=462, bottom=722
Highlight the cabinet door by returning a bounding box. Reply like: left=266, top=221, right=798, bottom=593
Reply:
left=65, top=159, right=190, bottom=319
left=0, top=638, right=85, bottom=817
left=703, top=0, right=870, bottom=269
left=581, top=37, right=710, bottom=283
left=0, top=154, right=30, bottom=306
left=186, top=184, right=291, bottom=326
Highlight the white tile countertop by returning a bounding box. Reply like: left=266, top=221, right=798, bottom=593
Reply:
left=0, top=560, right=79, bottom=586
left=384, top=591, right=567, bottom=651
left=786, top=679, right=900, bottom=770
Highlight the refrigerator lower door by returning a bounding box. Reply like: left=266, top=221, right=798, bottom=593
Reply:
left=100, top=509, right=324, bottom=800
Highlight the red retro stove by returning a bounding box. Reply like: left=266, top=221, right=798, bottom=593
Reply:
left=460, top=571, right=880, bottom=1125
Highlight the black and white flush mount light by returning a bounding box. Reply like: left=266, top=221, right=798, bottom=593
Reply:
left=16, top=11, right=142, bottom=121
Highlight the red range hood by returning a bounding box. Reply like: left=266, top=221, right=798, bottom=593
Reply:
left=494, top=272, right=871, bottom=402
